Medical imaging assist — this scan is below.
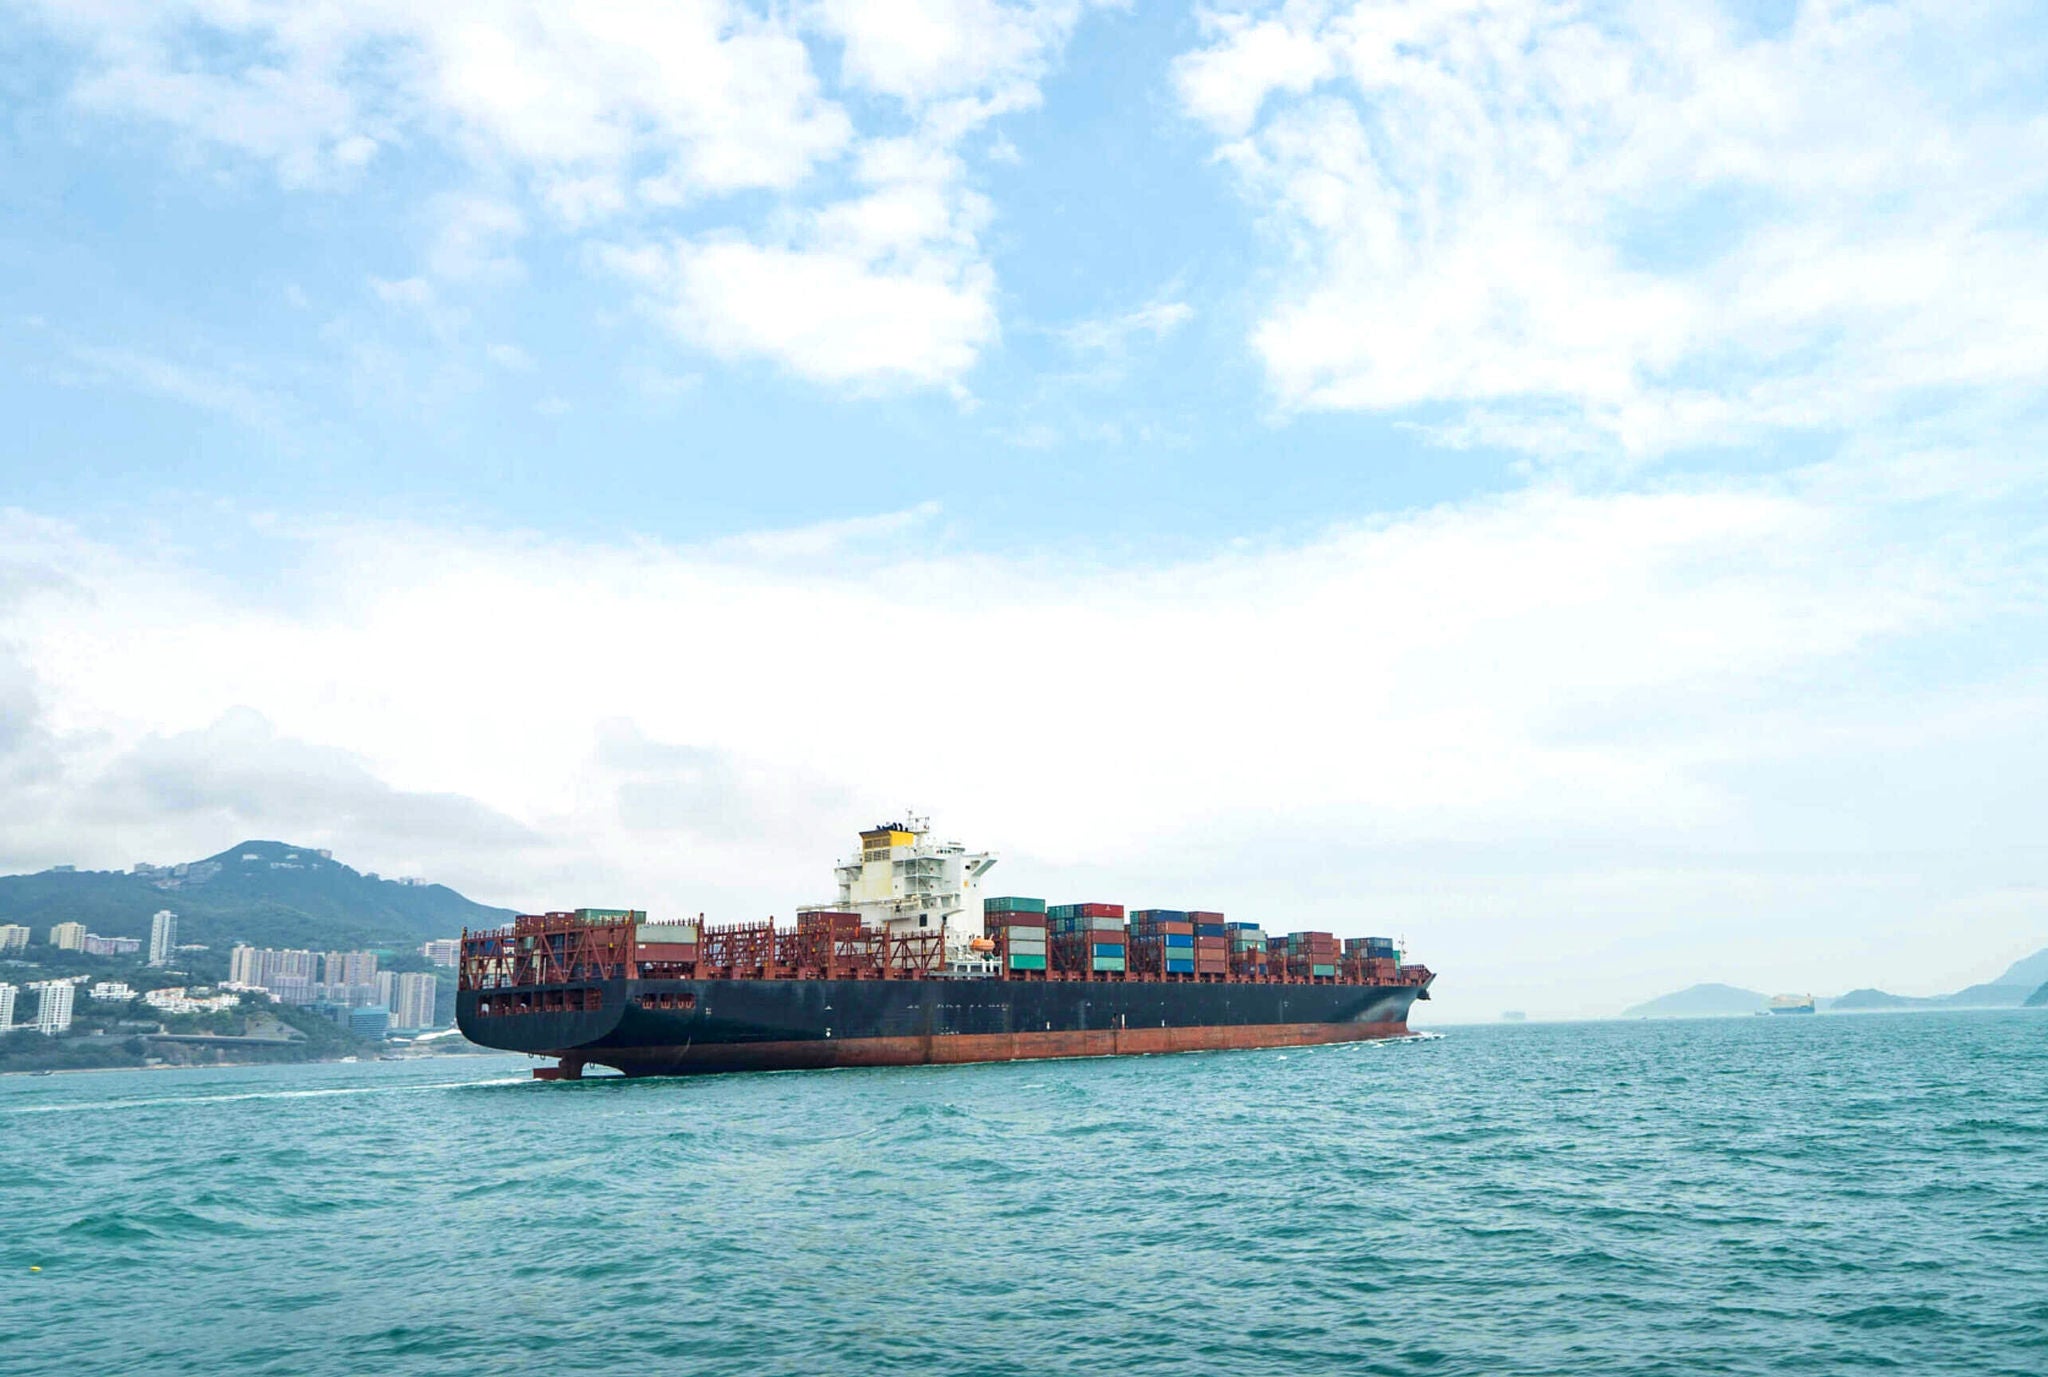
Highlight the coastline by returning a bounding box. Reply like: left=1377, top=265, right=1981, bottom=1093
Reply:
left=0, top=1047, right=500, bottom=1078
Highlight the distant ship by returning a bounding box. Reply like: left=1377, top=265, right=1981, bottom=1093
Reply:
left=1769, top=993, right=1817, bottom=1015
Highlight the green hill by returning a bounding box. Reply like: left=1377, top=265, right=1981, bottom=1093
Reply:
left=0, top=840, right=515, bottom=953
left=2026, top=982, right=2048, bottom=1008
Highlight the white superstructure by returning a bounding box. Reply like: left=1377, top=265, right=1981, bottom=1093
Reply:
left=822, top=815, right=996, bottom=967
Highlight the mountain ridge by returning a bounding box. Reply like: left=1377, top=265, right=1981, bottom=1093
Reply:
left=0, top=840, right=514, bottom=952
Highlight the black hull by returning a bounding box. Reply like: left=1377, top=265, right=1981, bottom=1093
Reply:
left=459, top=977, right=1429, bottom=1076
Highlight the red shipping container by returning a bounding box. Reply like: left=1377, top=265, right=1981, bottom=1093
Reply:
left=1187, top=911, right=1226, bottom=923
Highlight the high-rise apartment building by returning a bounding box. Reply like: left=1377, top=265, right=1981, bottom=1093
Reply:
left=33, top=981, right=75, bottom=1035
left=148, top=910, right=179, bottom=966
left=0, top=924, right=28, bottom=955
left=420, top=939, right=461, bottom=967
left=323, top=950, right=378, bottom=986
left=0, top=983, right=16, bottom=1030
left=374, top=970, right=396, bottom=1009
left=49, top=922, right=86, bottom=951
left=225, top=946, right=322, bottom=1004
left=392, top=972, right=438, bottom=1030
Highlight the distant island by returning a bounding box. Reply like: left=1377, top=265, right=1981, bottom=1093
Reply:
left=0, top=840, right=516, bottom=1074
left=1627, top=946, right=2048, bottom=1018
left=1624, top=983, right=1772, bottom=1018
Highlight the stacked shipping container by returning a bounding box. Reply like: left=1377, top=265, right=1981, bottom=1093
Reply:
left=1188, top=910, right=1230, bottom=977
left=1129, top=910, right=1195, bottom=975
left=1046, top=902, right=1127, bottom=974
left=983, top=897, right=1049, bottom=974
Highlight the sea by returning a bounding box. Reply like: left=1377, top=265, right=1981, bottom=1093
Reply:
left=4, top=1010, right=2044, bottom=1377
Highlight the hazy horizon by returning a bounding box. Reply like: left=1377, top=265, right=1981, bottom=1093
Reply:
left=4, top=2, right=2045, bottom=1024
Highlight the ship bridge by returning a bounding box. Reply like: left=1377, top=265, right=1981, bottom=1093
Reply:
left=825, top=815, right=995, bottom=955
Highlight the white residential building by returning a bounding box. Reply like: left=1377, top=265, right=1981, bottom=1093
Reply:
left=33, top=981, right=75, bottom=1035
left=148, top=910, right=179, bottom=966
left=0, top=924, right=28, bottom=955
left=392, top=972, right=438, bottom=1030
left=226, top=946, right=321, bottom=1004
left=421, top=939, right=461, bottom=967
left=90, top=981, right=136, bottom=1002
left=49, top=921, right=86, bottom=951
left=143, top=987, right=239, bottom=1015
left=0, top=983, right=15, bottom=1030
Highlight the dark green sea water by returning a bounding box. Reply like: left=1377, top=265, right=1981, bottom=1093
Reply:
left=5, top=1011, right=2045, bottom=1376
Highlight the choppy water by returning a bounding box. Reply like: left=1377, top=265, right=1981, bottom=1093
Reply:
left=4, top=1011, right=2046, bottom=1376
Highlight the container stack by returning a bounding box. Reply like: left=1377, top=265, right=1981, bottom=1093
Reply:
left=634, top=918, right=701, bottom=973
left=1049, top=902, right=1127, bottom=976
left=984, top=897, right=1050, bottom=975
left=1187, top=910, right=1230, bottom=977
left=1275, top=931, right=1340, bottom=979
left=1342, top=935, right=1398, bottom=983
left=1129, top=909, right=1195, bottom=975
left=1226, top=921, right=1268, bottom=976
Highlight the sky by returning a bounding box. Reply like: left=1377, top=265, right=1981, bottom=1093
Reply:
left=2, top=0, right=2045, bottom=1021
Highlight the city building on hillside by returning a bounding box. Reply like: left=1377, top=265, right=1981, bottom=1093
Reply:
left=227, top=945, right=322, bottom=1005
left=421, top=939, right=460, bottom=967
left=374, top=970, right=396, bottom=1008
left=143, top=987, right=238, bottom=1015
left=348, top=1006, right=389, bottom=1039
left=90, top=981, right=136, bottom=1001
left=148, top=910, right=179, bottom=966
left=32, top=981, right=75, bottom=1034
left=0, top=924, right=28, bottom=955
left=49, top=921, right=86, bottom=951
left=82, top=933, right=143, bottom=957
left=392, top=972, right=438, bottom=1030
left=0, top=983, right=15, bottom=1030
left=323, top=950, right=378, bottom=986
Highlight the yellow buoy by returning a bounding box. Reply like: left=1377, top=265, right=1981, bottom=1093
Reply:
left=29, top=1266, right=40, bottom=1272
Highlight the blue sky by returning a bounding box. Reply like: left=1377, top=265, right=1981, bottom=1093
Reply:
left=3, top=1, right=2046, bottom=1017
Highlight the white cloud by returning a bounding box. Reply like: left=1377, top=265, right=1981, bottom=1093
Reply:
left=4, top=469, right=2044, bottom=1017
left=485, top=342, right=535, bottom=372
left=1174, top=0, right=2048, bottom=456
left=64, top=343, right=288, bottom=433
left=1060, top=295, right=1195, bottom=354
left=22, top=0, right=1093, bottom=391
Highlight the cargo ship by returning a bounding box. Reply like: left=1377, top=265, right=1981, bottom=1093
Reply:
left=457, top=818, right=1435, bottom=1078
left=1769, top=993, right=1817, bottom=1015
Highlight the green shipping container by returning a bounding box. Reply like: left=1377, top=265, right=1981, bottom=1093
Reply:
left=983, top=896, right=1047, bottom=914
left=1008, top=953, right=1047, bottom=970
left=1091, top=956, right=1126, bottom=972
left=1311, top=963, right=1338, bottom=976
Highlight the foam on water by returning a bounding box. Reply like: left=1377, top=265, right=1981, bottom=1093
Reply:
left=5, top=1013, right=2046, bottom=1377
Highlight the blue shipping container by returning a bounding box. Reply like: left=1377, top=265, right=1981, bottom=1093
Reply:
left=1164, top=958, right=1196, bottom=973
left=1090, top=942, right=1125, bottom=956
left=1163, top=933, right=1194, bottom=948
left=1194, top=923, right=1227, bottom=937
